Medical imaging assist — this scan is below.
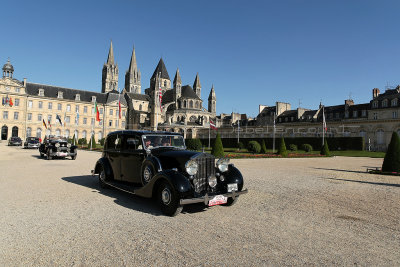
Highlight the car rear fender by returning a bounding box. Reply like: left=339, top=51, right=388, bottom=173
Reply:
left=94, top=158, right=113, bottom=179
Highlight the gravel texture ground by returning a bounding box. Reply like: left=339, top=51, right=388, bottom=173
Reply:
left=0, top=142, right=399, bottom=266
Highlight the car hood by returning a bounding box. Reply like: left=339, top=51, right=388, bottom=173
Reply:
left=151, top=148, right=201, bottom=172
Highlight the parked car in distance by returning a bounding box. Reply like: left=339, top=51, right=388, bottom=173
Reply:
left=39, top=135, right=77, bottom=160
left=24, top=137, right=41, bottom=149
left=8, top=136, right=22, bottom=146
left=92, top=130, right=248, bottom=216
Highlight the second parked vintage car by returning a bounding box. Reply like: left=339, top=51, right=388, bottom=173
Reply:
left=8, top=136, right=22, bottom=146
left=92, top=130, right=248, bottom=216
left=24, top=137, right=41, bottom=149
left=39, top=135, right=77, bottom=160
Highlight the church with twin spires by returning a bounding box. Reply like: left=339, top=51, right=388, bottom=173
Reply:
left=102, top=41, right=217, bottom=137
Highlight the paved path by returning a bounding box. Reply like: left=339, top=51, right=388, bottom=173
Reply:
left=0, top=143, right=399, bottom=266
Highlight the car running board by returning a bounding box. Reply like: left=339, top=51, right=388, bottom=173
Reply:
left=102, top=179, right=137, bottom=195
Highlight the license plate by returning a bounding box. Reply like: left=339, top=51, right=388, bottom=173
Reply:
left=227, top=183, right=238, bottom=192
left=57, top=152, right=67, bottom=157
left=208, top=195, right=227, bottom=206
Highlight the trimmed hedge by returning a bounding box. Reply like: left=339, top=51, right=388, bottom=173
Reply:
left=382, top=132, right=400, bottom=172
left=277, top=137, right=288, bottom=157
left=197, top=137, right=364, bottom=151
left=302, top=144, right=313, bottom=152
left=248, top=141, right=261, bottom=154
left=289, top=144, right=298, bottom=151
left=186, top=138, right=203, bottom=151
left=211, top=133, right=224, bottom=157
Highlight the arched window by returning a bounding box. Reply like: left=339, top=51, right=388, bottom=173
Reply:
left=26, top=127, right=32, bottom=137
left=392, top=98, right=398, bottom=107
left=195, top=102, right=199, bottom=109
left=65, top=129, right=70, bottom=138
left=189, top=100, right=193, bottom=108
left=74, top=130, right=78, bottom=140
left=376, top=129, right=384, bottom=145
left=183, top=100, right=186, bottom=108
left=382, top=99, right=388, bottom=107
left=46, top=129, right=51, bottom=136
left=36, top=128, right=42, bottom=139
left=139, top=104, right=142, bottom=111
left=164, top=81, right=167, bottom=87
left=98, top=132, right=103, bottom=140
left=56, top=129, right=61, bottom=137
left=82, top=130, right=87, bottom=139
left=178, top=101, right=181, bottom=109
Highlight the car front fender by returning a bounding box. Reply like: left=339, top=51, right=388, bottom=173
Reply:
left=222, top=164, right=244, bottom=191
left=94, top=158, right=113, bottom=180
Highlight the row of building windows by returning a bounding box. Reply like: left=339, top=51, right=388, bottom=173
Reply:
left=2, top=87, right=21, bottom=93
left=26, top=100, right=126, bottom=116
left=25, top=127, right=104, bottom=140
left=372, top=98, right=399, bottom=108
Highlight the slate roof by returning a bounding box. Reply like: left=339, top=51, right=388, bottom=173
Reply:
left=162, top=90, right=174, bottom=105
left=181, top=85, right=200, bottom=100
left=25, top=82, right=127, bottom=105
left=125, top=92, right=150, bottom=102
left=151, top=58, right=170, bottom=80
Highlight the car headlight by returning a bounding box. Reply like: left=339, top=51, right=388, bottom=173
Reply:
left=208, top=175, right=217, bottom=188
left=185, top=160, right=198, bottom=176
left=216, top=158, right=230, bottom=173
left=67, top=143, right=71, bottom=148
left=55, top=143, right=60, bottom=148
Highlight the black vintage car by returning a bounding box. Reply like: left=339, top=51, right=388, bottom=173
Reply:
left=91, top=131, right=248, bottom=216
left=24, top=137, right=40, bottom=149
left=39, top=135, right=77, bottom=160
left=8, top=136, right=22, bottom=146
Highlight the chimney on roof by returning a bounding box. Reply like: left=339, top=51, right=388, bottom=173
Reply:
left=345, top=99, right=354, bottom=106
left=372, top=88, right=380, bottom=99
left=23, top=78, right=26, bottom=87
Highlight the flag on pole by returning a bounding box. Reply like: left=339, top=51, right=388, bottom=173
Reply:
left=76, top=110, right=80, bottom=125
left=56, top=115, right=62, bottom=126
left=159, top=78, right=163, bottom=112
left=323, top=108, right=327, bottom=132
left=1, top=97, right=4, bottom=106
left=210, top=119, right=217, bottom=130
left=48, top=119, right=51, bottom=128
left=43, top=119, right=47, bottom=129
left=9, top=97, right=13, bottom=107
left=94, top=100, right=100, bottom=122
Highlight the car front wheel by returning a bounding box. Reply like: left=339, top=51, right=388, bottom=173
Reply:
left=98, top=166, right=110, bottom=189
left=157, top=181, right=183, bottom=216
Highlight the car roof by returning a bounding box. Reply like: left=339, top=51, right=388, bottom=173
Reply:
left=107, top=130, right=183, bottom=137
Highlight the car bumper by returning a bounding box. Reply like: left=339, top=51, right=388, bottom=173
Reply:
left=49, top=151, right=77, bottom=157
left=179, top=189, right=248, bottom=205
left=25, top=144, right=39, bottom=148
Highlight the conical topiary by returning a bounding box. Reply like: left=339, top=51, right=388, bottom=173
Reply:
left=382, top=132, right=400, bottom=172
left=277, top=137, right=288, bottom=157
left=88, top=135, right=96, bottom=149
left=211, top=133, right=224, bottom=157
left=72, top=134, right=77, bottom=145
left=261, top=139, right=267, bottom=154
left=320, top=139, right=331, bottom=156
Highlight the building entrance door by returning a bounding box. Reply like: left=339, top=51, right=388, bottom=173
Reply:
left=12, top=126, right=18, bottom=137
left=1, top=125, right=8, bottom=140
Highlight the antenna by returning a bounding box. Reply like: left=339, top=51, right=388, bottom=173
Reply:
left=348, top=92, right=352, bottom=100
left=298, top=99, right=302, bottom=108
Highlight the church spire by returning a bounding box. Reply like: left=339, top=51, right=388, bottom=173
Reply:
left=125, top=45, right=141, bottom=94
left=208, top=84, right=216, bottom=114
left=193, top=73, right=201, bottom=98
left=173, top=68, right=182, bottom=85
left=128, top=45, right=137, bottom=73
left=107, top=40, right=115, bottom=65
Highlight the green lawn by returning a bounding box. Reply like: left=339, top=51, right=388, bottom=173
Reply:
left=330, top=150, right=385, bottom=158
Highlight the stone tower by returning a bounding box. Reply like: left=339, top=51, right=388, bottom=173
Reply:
left=124, top=46, right=141, bottom=94
left=102, top=41, right=119, bottom=93
left=2, top=58, right=14, bottom=78
left=193, top=73, right=201, bottom=98
left=208, top=85, right=216, bottom=114
left=150, top=58, right=170, bottom=95
left=173, top=68, right=182, bottom=106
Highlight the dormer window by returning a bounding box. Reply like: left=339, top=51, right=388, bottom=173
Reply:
left=58, top=91, right=63, bottom=99
left=382, top=99, right=388, bottom=107
left=372, top=101, right=378, bottom=108
left=91, top=96, right=96, bottom=103
left=392, top=98, right=398, bottom=107
left=75, top=94, right=80, bottom=101
left=38, top=89, right=44, bottom=96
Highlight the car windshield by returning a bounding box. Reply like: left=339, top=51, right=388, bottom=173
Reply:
left=142, top=134, right=185, bottom=149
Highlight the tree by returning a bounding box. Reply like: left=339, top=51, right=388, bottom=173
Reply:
left=211, top=133, right=224, bottom=157
left=71, top=133, right=77, bottom=145
left=320, top=139, right=331, bottom=156
left=277, top=137, right=288, bottom=157
left=260, top=139, right=267, bottom=154
left=248, top=141, right=261, bottom=154
left=382, top=132, right=400, bottom=172
left=88, top=135, right=96, bottom=149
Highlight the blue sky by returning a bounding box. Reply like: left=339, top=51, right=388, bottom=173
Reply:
left=3, top=0, right=400, bottom=117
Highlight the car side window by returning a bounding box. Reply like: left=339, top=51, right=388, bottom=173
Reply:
left=106, top=135, right=117, bottom=150
left=122, top=136, right=140, bottom=151
left=115, top=137, right=122, bottom=150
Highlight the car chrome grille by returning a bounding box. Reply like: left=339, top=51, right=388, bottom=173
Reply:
left=192, top=154, right=215, bottom=193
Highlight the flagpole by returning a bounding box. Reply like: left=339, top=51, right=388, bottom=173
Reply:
left=117, top=87, right=120, bottom=130
left=237, top=120, right=240, bottom=145
left=322, top=106, right=325, bottom=146
left=273, top=112, right=276, bottom=153
left=208, top=124, right=210, bottom=149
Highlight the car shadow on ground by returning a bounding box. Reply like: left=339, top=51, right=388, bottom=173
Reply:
left=62, top=175, right=208, bottom=216
left=313, top=167, right=366, bottom=174
left=321, top=177, right=400, bottom=188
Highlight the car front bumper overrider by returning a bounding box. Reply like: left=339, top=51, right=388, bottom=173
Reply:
left=180, top=189, right=248, bottom=205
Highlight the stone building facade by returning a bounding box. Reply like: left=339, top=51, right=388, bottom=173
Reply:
left=0, top=58, right=127, bottom=142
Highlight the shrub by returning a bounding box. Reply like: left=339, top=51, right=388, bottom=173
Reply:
left=211, top=133, right=224, bottom=157
left=78, top=138, right=87, bottom=145
left=261, top=139, right=267, bottom=153
left=320, top=139, right=331, bottom=156
left=186, top=138, right=203, bottom=151
left=289, top=144, right=298, bottom=151
left=301, top=144, right=313, bottom=152
left=99, top=138, right=105, bottom=146
left=382, top=132, right=400, bottom=172
left=88, top=135, right=96, bottom=149
left=248, top=141, right=261, bottom=154
left=237, top=142, right=244, bottom=151
left=277, top=137, right=288, bottom=157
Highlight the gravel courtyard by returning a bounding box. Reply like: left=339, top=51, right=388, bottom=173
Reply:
left=0, top=143, right=399, bottom=266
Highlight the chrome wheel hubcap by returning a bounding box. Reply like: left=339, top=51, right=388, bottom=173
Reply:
left=161, top=188, right=171, bottom=205
left=143, top=167, right=151, bottom=182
